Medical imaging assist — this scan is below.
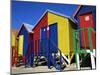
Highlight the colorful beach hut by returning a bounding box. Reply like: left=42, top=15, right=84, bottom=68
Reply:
left=73, top=5, right=96, bottom=49
left=73, top=5, right=96, bottom=69
left=17, top=23, right=34, bottom=66
left=32, top=10, right=77, bottom=62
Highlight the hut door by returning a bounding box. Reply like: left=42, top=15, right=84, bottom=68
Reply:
left=41, top=27, right=48, bottom=54
left=18, top=35, right=24, bottom=56
left=41, top=23, right=58, bottom=53
left=49, top=23, right=58, bottom=53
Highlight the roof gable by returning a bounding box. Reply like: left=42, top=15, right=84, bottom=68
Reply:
left=73, top=5, right=96, bottom=18
left=17, top=23, right=34, bottom=36
left=73, top=5, right=82, bottom=17
left=23, top=23, right=34, bottom=33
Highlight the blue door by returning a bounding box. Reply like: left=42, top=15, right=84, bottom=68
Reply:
left=41, top=27, right=48, bottom=56
left=41, top=23, right=58, bottom=54
left=49, top=23, right=58, bottom=53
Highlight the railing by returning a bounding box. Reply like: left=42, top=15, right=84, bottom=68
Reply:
left=73, top=27, right=96, bottom=54
left=73, top=27, right=96, bottom=70
left=48, top=39, right=63, bottom=71
left=20, top=38, right=64, bottom=70
left=32, top=38, right=63, bottom=70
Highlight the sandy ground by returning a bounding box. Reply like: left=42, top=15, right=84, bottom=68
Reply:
left=11, top=63, right=91, bottom=74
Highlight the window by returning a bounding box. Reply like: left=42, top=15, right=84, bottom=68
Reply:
left=85, top=16, right=90, bottom=21
left=44, top=28, right=46, bottom=31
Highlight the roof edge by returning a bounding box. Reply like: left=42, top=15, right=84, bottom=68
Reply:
left=32, top=9, right=77, bottom=31
left=32, top=10, right=48, bottom=31
left=73, top=5, right=82, bottom=17
left=17, top=23, right=33, bottom=37
left=17, top=24, right=24, bottom=37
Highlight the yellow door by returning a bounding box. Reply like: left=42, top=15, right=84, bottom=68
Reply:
left=18, top=35, right=24, bottom=56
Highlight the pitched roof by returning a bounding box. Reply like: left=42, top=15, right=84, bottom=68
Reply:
left=73, top=5, right=82, bottom=17
left=17, top=23, right=34, bottom=37
left=33, top=9, right=77, bottom=30
left=23, top=23, right=34, bottom=33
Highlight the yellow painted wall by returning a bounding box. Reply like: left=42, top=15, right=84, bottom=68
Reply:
left=48, top=12, right=70, bottom=55
left=12, top=32, right=16, bottom=46
left=68, top=20, right=76, bottom=60
left=18, top=35, right=24, bottom=56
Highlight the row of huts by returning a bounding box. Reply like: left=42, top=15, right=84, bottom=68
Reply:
left=12, top=5, right=96, bottom=69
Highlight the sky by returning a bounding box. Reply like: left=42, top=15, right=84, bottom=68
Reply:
left=12, top=1, right=79, bottom=29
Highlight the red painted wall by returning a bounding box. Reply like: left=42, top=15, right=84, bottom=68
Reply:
left=79, top=12, right=94, bottom=28
left=32, top=13, right=48, bottom=55
left=79, top=12, right=96, bottom=49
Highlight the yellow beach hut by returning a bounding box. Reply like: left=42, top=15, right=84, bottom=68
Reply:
left=47, top=10, right=77, bottom=62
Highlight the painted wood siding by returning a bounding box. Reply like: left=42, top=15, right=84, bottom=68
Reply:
left=74, top=6, right=96, bottom=49
left=74, top=6, right=96, bottom=30
left=79, top=12, right=96, bottom=49
left=33, top=13, right=48, bottom=55
left=79, top=12, right=94, bottom=28
left=68, top=20, right=77, bottom=55
left=18, top=26, right=29, bottom=56
left=18, top=35, right=24, bottom=56
left=48, top=12, right=70, bottom=55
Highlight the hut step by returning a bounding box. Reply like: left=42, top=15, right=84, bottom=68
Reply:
left=61, top=53, right=70, bottom=65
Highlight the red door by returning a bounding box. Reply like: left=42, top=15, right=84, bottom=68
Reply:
left=79, top=12, right=96, bottom=49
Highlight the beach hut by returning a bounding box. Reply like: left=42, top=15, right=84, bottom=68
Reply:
left=32, top=10, right=77, bottom=62
left=17, top=23, right=34, bottom=66
left=73, top=5, right=96, bottom=49
left=73, top=5, right=96, bottom=69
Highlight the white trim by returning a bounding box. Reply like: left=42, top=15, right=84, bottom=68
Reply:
left=90, top=52, right=96, bottom=69
left=32, top=10, right=48, bottom=30
left=17, top=23, right=33, bottom=37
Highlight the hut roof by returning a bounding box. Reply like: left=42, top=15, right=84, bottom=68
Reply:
left=17, top=23, right=34, bottom=37
left=33, top=9, right=77, bottom=30
left=23, top=23, right=34, bottom=33
left=73, top=5, right=82, bottom=17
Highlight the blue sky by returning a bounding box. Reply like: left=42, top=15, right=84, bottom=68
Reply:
left=12, top=1, right=79, bottom=29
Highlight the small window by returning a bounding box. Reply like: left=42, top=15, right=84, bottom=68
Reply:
left=44, top=28, right=46, bottom=31
left=85, top=16, right=90, bottom=21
